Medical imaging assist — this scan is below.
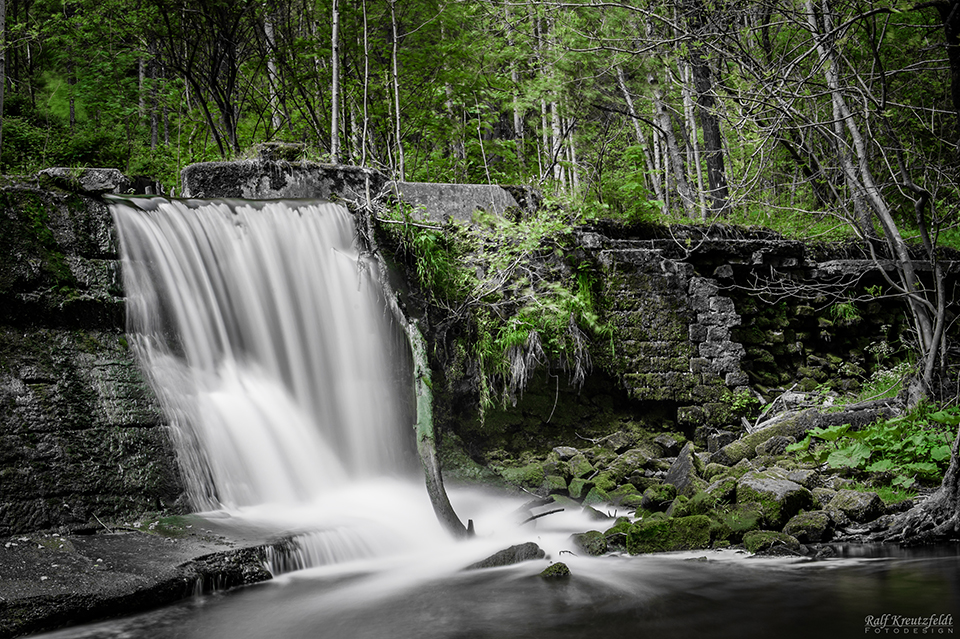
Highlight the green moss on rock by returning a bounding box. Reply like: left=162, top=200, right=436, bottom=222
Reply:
left=626, top=515, right=712, bottom=554
left=571, top=530, right=607, bottom=556
left=742, top=530, right=801, bottom=554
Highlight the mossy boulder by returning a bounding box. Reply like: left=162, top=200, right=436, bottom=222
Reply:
left=669, top=491, right=718, bottom=518
left=582, top=486, right=611, bottom=507
left=500, top=463, right=545, bottom=489
left=567, top=477, right=594, bottom=500
left=702, top=462, right=730, bottom=481
left=542, top=474, right=568, bottom=495
left=711, top=410, right=820, bottom=466
left=663, top=442, right=705, bottom=497
left=540, top=562, right=571, bottom=578
left=571, top=530, right=607, bottom=556
left=608, top=448, right=655, bottom=481
left=812, top=487, right=837, bottom=508
left=717, top=502, right=763, bottom=539
left=567, top=453, right=595, bottom=479
left=640, top=483, right=677, bottom=511
left=705, top=476, right=738, bottom=504
left=783, top=510, right=833, bottom=543
left=742, top=530, right=801, bottom=554
left=626, top=515, right=713, bottom=554
left=608, top=484, right=644, bottom=509
left=827, top=489, right=884, bottom=524
left=736, top=469, right=815, bottom=529
left=592, top=471, right=618, bottom=493
left=755, top=435, right=795, bottom=456
left=604, top=517, right=633, bottom=552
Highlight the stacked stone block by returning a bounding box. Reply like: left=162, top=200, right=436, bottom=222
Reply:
left=594, top=246, right=749, bottom=427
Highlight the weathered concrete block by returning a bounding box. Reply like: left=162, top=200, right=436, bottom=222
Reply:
left=389, top=181, right=524, bottom=223
left=181, top=160, right=385, bottom=201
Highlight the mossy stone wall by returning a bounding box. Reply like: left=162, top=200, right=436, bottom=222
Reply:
left=0, top=177, right=182, bottom=535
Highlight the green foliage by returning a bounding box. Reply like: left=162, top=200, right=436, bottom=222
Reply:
left=829, top=301, right=861, bottom=325
left=380, top=203, right=611, bottom=416
left=787, top=405, right=959, bottom=486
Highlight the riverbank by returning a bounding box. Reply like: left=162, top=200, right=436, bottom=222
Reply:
left=0, top=516, right=281, bottom=639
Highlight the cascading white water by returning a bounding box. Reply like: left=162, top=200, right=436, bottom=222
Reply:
left=110, top=196, right=601, bottom=580
left=111, top=197, right=415, bottom=513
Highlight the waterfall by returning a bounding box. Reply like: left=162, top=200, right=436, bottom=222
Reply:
left=111, top=197, right=416, bottom=514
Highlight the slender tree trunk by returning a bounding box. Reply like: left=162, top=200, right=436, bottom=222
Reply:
left=264, top=12, right=283, bottom=135
left=358, top=198, right=468, bottom=540
left=330, top=0, right=340, bottom=163
left=651, top=78, right=696, bottom=217
left=681, top=0, right=729, bottom=215
left=681, top=63, right=707, bottom=218
left=506, top=5, right=524, bottom=173
left=361, top=0, right=370, bottom=166
left=390, top=0, right=404, bottom=180
left=616, top=65, right=663, bottom=203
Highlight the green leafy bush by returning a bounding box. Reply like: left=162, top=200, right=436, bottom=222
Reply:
left=787, top=406, right=959, bottom=487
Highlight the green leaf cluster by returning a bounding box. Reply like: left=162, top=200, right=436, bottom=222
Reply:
left=787, top=406, right=959, bottom=487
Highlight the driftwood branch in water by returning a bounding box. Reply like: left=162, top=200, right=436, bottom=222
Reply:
left=353, top=190, right=469, bottom=539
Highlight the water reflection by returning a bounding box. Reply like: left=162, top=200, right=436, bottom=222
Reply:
left=36, top=542, right=960, bottom=639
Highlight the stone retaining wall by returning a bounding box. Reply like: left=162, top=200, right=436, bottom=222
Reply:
left=0, top=176, right=182, bottom=536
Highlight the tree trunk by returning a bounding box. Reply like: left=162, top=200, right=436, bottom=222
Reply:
left=390, top=0, right=405, bottom=180
left=651, top=77, right=697, bottom=217
left=357, top=191, right=468, bottom=539
left=330, top=0, right=340, bottom=163
left=616, top=66, right=663, bottom=204
left=361, top=0, right=370, bottom=166
left=683, top=0, right=729, bottom=215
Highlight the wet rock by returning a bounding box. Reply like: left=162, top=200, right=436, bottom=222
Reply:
left=567, top=453, right=595, bottom=478
left=705, top=476, right=738, bottom=504
left=826, top=490, right=884, bottom=524
left=755, top=435, right=795, bottom=456
left=743, top=530, right=802, bottom=554
left=181, top=160, right=385, bottom=200
left=552, top=446, right=579, bottom=461
left=783, top=510, right=833, bottom=543
left=540, top=562, right=571, bottom=578
left=812, top=487, right=837, bottom=508
left=567, top=477, right=593, bottom=500
left=626, top=515, right=712, bottom=554
left=466, top=542, right=545, bottom=570
left=38, top=167, right=131, bottom=194
left=0, top=528, right=282, bottom=638
left=640, top=483, right=677, bottom=512
left=736, top=469, right=815, bottom=529
left=608, top=484, right=644, bottom=509
left=664, top=442, right=705, bottom=497
left=570, top=531, right=607, bottom=556
left=599, top=431, right=636, bottom=454
left=653, top=433, right=682, bottom=456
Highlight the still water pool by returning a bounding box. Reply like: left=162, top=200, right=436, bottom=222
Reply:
left=35, top=525, right=960, bottom=639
